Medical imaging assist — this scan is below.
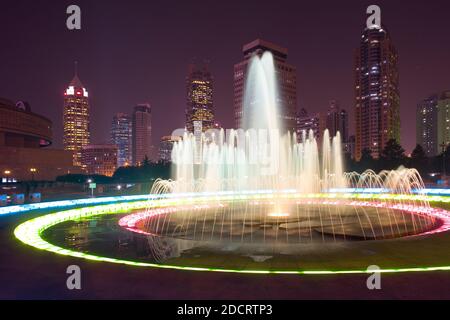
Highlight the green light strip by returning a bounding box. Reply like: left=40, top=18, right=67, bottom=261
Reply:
left=13, top=193, right=450, bottom=275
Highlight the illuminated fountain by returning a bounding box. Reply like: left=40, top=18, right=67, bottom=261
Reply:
left=13, top=51, right=450, bottom=275
left=130, top=52, right=438, bottom=245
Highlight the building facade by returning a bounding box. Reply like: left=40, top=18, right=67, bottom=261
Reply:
left=234, top=39, right=297, bottom=132
left=416, top=94, right=439, bottom=157
left=296, top=108, right=324, bottom=143
left=63, top=69, right=90, bottom=167
left=325, top=100, right=349, bottom=143
left=111, top=113, right=132, bottom=167
left=81, top=144, right=117, bottom=177
left=186, top=63, right=214, bottom=137
left=354, top=25, right=400, bottom=160
left=158, top=135, right=181, bottom=162
left=343, top=135, right=356, bottom=159
left=1, top=97, right=80, bottom=181
left=132, top=103, right=152, bottom=165
left=437, top=91, right=450, bottom=152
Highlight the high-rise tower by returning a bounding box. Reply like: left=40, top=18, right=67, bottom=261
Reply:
left=63, top=63, right=90, bottom=167
left=132, top=103, right=152, bottom=165
left=354, top=25, right=400, bottom=160
left=234, top=39, right=297, bottom=132
left=325, top=100, right=349, bottom=143
left=186, top=63, right=214, bottom=136
left=111, top=113, right=132, bottom=167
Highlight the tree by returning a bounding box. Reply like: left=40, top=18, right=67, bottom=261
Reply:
left=356, top=148, right=375, bottom=172
left=409, top=144, right=427, bottom=176
left=411, top=144, right=426, bottom=159
left=360, top=148, right=373, bottom=163
left=142, top=155, right=151, bottom=167
left=380, top=139, right=405, bottom=169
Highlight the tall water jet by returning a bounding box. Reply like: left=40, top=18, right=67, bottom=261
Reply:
left=169, top=51, right=347, bottom=194
left=139, top=50, right=441, bottom=251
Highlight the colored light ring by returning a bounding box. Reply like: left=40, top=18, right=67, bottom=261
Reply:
left=13, top=192, right=450, bottom=275
left=118, top=203, right=226, bottom=235
left=118, top=199, right=450, bottom=238
left=4, top=188, right=450, bottom=217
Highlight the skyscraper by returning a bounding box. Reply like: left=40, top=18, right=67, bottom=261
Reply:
left=111, top=113, right=132, bottom=167
left=158, top=135, right=181, bottom=163
left=186, top=63, right=214, bottom=136
left=234, top=39, right=297, bottom=132
left=325, top=100, right=349, bottom=143
left=354, top=25, right=400, bottom=160
left=132, top=103, right=152, bottom=165
left=296, top=108, right=324, bottom=143
left=437, top=91, right=450, bottom=152
left=416, top=94, right=438, bottom=157
left=63, top=64, right=90, bottom=167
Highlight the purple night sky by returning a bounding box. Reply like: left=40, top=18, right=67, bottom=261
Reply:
left=1, top=0, right=449, bottom=153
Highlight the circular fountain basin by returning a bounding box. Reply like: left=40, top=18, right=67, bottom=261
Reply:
left=119, top=199, right=440, bottom=243
left=14, top=191, right=450, bottom=274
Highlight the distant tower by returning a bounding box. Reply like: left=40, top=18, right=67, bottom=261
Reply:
left=111, top=113, right=132, bottom=167
left=437, top=91, right=450, bottom=152
left=234, top=39, right=297, bottom=132
left=296, top=108, right=324, bottom=143
left=186, top=63, right=215, bottom=136
left=325, top=100, right=348, bottom=142
left=132, top=103, right=152, bottom=165
left=354, top=24, right=400, bottom=160
left=63, top=62, right=90, bottom=167
left=158, top=135, right=182, bottom=163
left=416, top=94, right=438, bottom=157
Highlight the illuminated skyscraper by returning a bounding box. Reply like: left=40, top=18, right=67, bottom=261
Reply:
left=296, top=108, right=324, bottom=143
left=416, top=94, right=438, bottom=157
left=111, top=113, right=132, bottom=167
left=186, top=63, right=214, bottom=135
left=354, top=25, right=400, bottom=160
left=158, top=135, right=181, bottom=163
left=234, top=39, right=297, bottom=132
left=63, top=64, right=90, bottom=166
left=132, top=103, right=152, bottom=165
left=437, top=91, right=450, bottom=153
left=325, top=100, right=348, bottom=143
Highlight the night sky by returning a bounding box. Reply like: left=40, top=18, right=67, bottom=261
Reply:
left=1, top=0, right=449, bottom=153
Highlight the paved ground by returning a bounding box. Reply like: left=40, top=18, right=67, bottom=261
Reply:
left=1, top=211, right=450, bottom=299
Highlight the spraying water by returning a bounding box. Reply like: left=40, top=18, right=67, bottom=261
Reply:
left=142, top=51, right=437, bottom=246
left=170, top=52, right=346, bottom=194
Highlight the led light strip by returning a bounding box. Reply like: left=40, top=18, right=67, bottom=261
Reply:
left=13, top=191, right=450, bottom=275
left=5, top=188, right=450, bottom=216
left=118, top=198, right=450, bottom=237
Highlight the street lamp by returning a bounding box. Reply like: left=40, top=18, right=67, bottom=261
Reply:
left=87, top=179, right=95, bottom=197
left=30, top=168, right=37, bottom=181
left=3, top=170, right=11, bottom=183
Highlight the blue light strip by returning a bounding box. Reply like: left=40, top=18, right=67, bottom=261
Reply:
left=0, top=195, right=150, bottom=216
left=328, top=188, right=450, bottom=196
left=3, top=187, right=450, bottom=217
left=0, top=190, right=286, bottom=216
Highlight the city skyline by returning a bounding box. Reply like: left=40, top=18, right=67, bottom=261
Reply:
left=1, top=1, right=450, bottom=153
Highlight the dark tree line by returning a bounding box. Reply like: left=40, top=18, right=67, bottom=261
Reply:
left=57, top=158, right=171, bottom=184
left=346, top=138, right=450, bottom=180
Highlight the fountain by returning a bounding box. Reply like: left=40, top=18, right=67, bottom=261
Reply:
left=132, top=51, right=438, bottom=246
left=14, top=51, right=450, bottom=275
